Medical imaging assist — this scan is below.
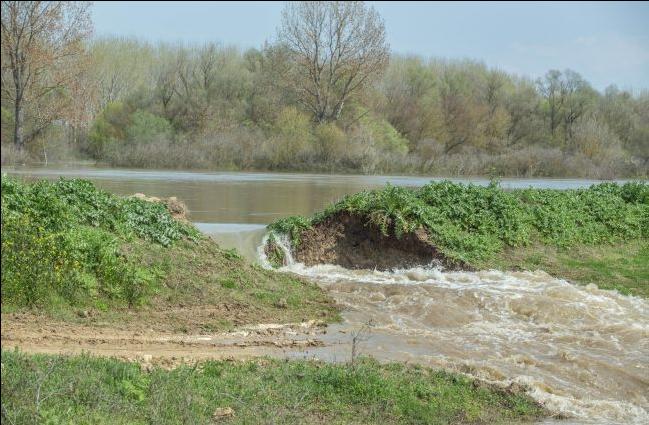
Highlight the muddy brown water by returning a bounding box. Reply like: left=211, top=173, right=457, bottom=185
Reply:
left=4, top=166, right=648, bottom=424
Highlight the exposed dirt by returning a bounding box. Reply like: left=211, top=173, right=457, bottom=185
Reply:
left=1, top=311, right=329, bottom=369
left=130, top=193, right=190, bottom=221
left=292, top=212, right=465, bottom=270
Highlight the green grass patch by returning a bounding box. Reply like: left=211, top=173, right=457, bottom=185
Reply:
left=122, top=237, right=338, bottom=326
left=1, top=176, right=197, bottom=307
left=1, top=350, right=546, bottom=425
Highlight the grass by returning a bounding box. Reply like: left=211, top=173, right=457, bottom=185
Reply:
left=1, top=350, right=547, bottom=425
left=268, top=180, right=648, bottom=296
left=0, top=176, right=339, bottom=327
left=117, top=236, right=339, bottom=329
left=494, top=240, right=649, bottom=298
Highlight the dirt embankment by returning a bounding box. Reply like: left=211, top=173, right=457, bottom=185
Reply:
left=287, top=212, right=465, bottom=270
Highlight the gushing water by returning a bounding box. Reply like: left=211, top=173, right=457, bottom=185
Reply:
left=260, top=234, right=649, bottom=424
left=258, top=232, right=295, bottom=267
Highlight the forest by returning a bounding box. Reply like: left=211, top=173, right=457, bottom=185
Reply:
left=2, top=1, right=648, bottom=177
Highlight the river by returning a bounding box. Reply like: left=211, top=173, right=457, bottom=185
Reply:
left=4, top=166, right=648, bottom=424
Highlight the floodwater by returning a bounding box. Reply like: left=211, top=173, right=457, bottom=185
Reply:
left=4, top=166, right=647, bottom=423
left=274, top=262, right=649, bottom=424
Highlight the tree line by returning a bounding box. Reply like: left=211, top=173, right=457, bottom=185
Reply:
left=2, top=1, right=647, bottom=177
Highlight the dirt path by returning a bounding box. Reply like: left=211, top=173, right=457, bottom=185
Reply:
left=1, top=312, right=333, bottom=369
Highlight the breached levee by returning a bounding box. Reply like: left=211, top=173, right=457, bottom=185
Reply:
left=257, top=234, right=649, bottom=424
left=259, top=181, right=649, bottom=424
left=265, top=211, right=466, bottom=271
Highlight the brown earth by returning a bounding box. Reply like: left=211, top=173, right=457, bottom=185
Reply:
left=292, top=212, right=466, bottom=270
left=130, top=193, right=190, bottom=221
left=1, top=311, right=329, bottom=369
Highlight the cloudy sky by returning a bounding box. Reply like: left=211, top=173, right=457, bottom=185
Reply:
left=92, top=1, right=649, bottom=92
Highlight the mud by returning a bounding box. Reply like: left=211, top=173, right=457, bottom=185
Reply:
left=1, top=312, right=327, bottom=369
left=290, top=212, right=463, bottom=270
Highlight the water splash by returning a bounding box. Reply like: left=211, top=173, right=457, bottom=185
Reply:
left=257, top=231, right=295, bottom=269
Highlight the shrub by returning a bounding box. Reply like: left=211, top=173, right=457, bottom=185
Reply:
left=268, top=215, right=312, bottom=247
left=125, top=110, right=173, bottom=145
left=87, top=102, right=131, bottom=158
left=1, top=177, right=198, bottom=246
left=314, top=122, right=347, bottom=164
left=1, top=213, right=158, bottom=307
left=0, top=177, right=198, bottom=307
left=358, top=113, right=409, bottom=156
left=265, top=107, right=314, bottom=168
left=572, top=118, right=622, bottom=160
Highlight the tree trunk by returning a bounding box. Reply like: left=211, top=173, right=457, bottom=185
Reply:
left=14, top=97, right=24, bottom=149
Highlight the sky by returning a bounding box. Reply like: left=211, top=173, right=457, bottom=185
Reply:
left=92, top=1, right=649, bottom=92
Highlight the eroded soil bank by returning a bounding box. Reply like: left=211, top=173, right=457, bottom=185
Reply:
left=269, top=212, right=465, bottom=271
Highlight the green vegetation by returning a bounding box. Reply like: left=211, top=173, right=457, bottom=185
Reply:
left=1, top=176, right=338, bottom=326
left=270, top=181, right=649, bottom=296
left=118, top=236, right=338, bottom=329
left=1, top=176, right=197, bottom=307
left=1, top=350, right=546, bottom=424
left=2, top=4, right=647, bottom=178
left=264, top=233, right=287, bottom=269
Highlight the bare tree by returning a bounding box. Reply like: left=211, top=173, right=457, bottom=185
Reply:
left=275, top=1, right=389, bottom=123
left=537, top=70, right=564, bottom=139
left=560, top=70, right=595, bottom=143
left=537, top=69, right=595, bottom=146
left=1, top=1, right=92, bottom=149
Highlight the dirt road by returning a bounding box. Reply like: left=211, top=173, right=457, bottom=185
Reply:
left=1, top=311, right=335, bottom=369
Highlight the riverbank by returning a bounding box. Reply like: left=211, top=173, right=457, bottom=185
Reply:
left=0, top=176, right=338, bottom=327
left=266, top=180, right=648, bottom=297
left=2, top=176, right=646, bottom=423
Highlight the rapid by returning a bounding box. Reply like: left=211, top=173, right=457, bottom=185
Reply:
left=259, top=234, right=649, bottom=424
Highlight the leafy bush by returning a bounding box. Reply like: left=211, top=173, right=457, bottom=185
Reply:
left=1, top=212, right=158, bottom=307
left=125, top=110, right=173, bottom=145
left=358, top=113, right=409, bottom=155
left=314, top=122, right=347, bottom=163
left=267, top=215, right=312, bottom=247
left=1, top=177, right=198, bottom=246
left=266, top=107, right=314, bottom=168
left=88, top=106, right=172, bottom=159
left=1, top=176, right=197, bottom=307
left=119, top=197, right=197, bottom=246
left=87, top=102, right=131, bottom=157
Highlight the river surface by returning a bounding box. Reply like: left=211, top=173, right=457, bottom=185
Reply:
left=4, top=166, right=648, bottom=424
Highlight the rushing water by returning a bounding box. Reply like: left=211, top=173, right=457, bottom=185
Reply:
left=5, top=166, right=648, bottom=423
left=260, top=236, right=649, bottom=424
